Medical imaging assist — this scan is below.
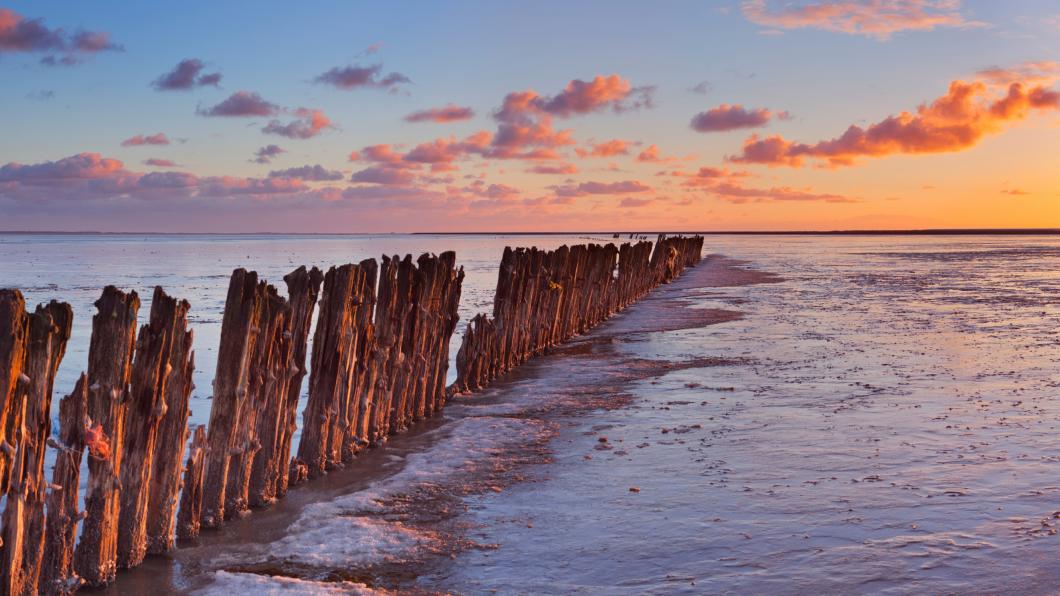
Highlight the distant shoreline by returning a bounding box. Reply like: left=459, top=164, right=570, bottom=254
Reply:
left=4, top=229, right=1060, bottom=237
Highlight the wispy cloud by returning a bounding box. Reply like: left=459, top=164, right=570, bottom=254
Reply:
left=740, top=0, right=986, bottom=40
left=404, top=105, right=475, bottom=123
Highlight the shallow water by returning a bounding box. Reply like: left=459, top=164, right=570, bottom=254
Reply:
left=0, top=232, right=617, bottom=445
left=8, top=233, right=1060, bottom=594
left=435, top=235, right=1060, bottom=594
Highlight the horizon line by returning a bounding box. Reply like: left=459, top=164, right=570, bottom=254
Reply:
left=5, top=228, right=1060, bottom=237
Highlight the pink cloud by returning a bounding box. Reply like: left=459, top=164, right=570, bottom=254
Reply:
left=143, top=158, right=178, bottom=168
left=152, top=58, right=222, bottom=91
left=526, top=163, right=578, bottom=174
left=314, top=63, right=410, bottom=91
left=121, top=133, right=170, bottom=147
left=636, top=144, right=681, bottom=163
left=690, top=104, right=788, bottom=132
left=262, top=108, right=334, bottom=139
left=198, top=91, right=280, bottom=117
left=553, top=180, right=652, bottom=197
left=0, top=152, right=320, bottom=203
left=537, top=75, right=654, bottom=116
left=404, top=105, right=475, bottom=123
left=730, top=77, right=1060, bottom=167
left=350, top=167, right=416, bottom=186
left=463, top=181, right=521, bottom=199
left=709, top=181, right=856, bottom=203
left=740, top=0, right=985, bottom=40
left=576, top=139, right=631, bottom=158
left=619, top=197, right=656, bottom=208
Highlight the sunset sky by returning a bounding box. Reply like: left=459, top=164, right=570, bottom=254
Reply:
left=1, top=0, right=1058, bottom=232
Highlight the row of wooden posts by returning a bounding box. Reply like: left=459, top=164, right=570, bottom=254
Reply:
left=452, top=234, right=705, bottom=392
left=0, top=235, right=702, bottom=595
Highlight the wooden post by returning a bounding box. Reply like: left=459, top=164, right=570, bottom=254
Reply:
left=275, top=267, right=322, bottom=498
left=225, top=288, right=288, bottom=519
left=144, top=319, right=194, bottom=555
left=200, top=269, right=262, bottom=530
left=175, top=425, right=207, bottom=540
left=117, top=287, right=190, bottom=568
left=40, top=374, right=88, bottom=596
left=75, top=286, right=139, bottom=587
left=251, top=266, right=321, bottom=504
left=0, top=290, right=29, bottom=494
left=1, top=299, right=73, bottom=595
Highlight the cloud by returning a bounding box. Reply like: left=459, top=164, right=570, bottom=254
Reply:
left=480, top=75, right=652, bottom=160
left=1001, top=188, right=1030, bottom=196
left=262, top=108, right=334, bottom=139
left=268, top=165, right=344, bottom=181
left=198, top=91, right=280, bottom=117
left=121, top=133, right=170, bottom=147
left=352, top=133, right=493, bottom=173
left=350, top=167, right=416, bottom=186
left=708, top=181, right=856, bottom=203
left=538, top=75, right=655, bottom=116
left=0, top=8, right=122, bottom=63
left=730, top=76, right=1060, bottom=167
left=619, top=197, right=656, bottom=208
left=314, top=63, right=410, bottom=91
left=975, top=61, right=1060, bottom=86
left=26, top=89, right=55, bottom=101
left=526, top=163, right=578, bottom=174
left=152, top=59, right=222, bottom=91
left=636, top=144, right=680, bottom=163
left=553, top=180, right=651, bottom=197
left=404, top=105, right=475, bottom=123
left=252, top=145, right=285, bottom=164
left=0, top=152, right=313, bottom=203
left=689, top=81, right=713, bottom=95
left=463, top=181, right=521, bottom=199
left=143, top=158, right=179, bottom=168
left=674, top=166, right=750, bottom=187
left=740, top=0, right=986, bottom=40
left=576, top=139, right=631, bottom=158
left=690, top=104, right=789, bottom=132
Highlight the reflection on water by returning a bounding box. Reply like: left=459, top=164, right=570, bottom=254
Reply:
left=437, top=235, right=1060, bottom=594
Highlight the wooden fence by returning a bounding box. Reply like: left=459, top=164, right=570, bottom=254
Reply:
left=0, top=235, right=701, bottom=595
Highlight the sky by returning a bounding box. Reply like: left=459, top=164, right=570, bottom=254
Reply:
left=1, top=0, right=1058, bottom=232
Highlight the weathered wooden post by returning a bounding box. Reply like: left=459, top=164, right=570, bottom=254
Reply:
left=1, top=299, right=73, bottom=595
left=274, top=267, right=322, bottom=498
left=175, top=425, right=207, bottom=540
left=75, top=286, right=139, bottom=587
left=200, top=269, right=263, bottom=530
left=225, top=287, right=288, bottom=518
left=117, top=288, right=190, bottom=568
left=144, top=319, right=194, bottom=554
left=40, top=374, right=88, bottom=596
left=0, top=290, right=29, bottom=494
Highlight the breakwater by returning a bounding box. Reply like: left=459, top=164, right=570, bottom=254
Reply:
left=0, top=234, right=702, bottom=595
